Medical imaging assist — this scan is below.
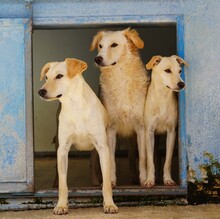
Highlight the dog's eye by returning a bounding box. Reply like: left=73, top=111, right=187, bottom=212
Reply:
left=56, top=74, right=63, bottom=79
left=111, top=43, right=118, bottom=48
left=165, top=69, right=171, bottom=73
left=45, top=76, right=48, bottom=80
left=99, top=44, right=102, bottom=48
left=179, top=69, right=182, bottom=74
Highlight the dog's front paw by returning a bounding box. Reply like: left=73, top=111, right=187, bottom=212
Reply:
left=53, top=205, right=68, bottom=215
left=164, top=179, right=177, bottom=186
left=143, top=179, right=155, bottom=188
left=104, top=203, right=119, bottom=214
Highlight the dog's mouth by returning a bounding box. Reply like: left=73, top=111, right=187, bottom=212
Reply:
left=40, top=95, right=62, bottom=101
left=56, top=94, right=62, bottom=98
left=97, top=62, right=117, bottom=68
left=166, top=86, right=183, bottom=92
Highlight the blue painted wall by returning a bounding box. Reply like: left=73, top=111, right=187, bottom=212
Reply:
left=0, top=0, right=219, bottom=192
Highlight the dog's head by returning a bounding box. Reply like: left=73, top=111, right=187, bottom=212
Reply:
left=146, top=55, right=188, bottom=92
left=38, top=58, right=87, bottom=101
left=90, top=28, right=144, bottom=68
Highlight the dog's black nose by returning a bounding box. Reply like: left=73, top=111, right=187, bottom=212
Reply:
left=38, top=89, right=47, bottom=97
left=95, top=56, right=103, bottom=65
left=177, top=82, right=185, bottom=89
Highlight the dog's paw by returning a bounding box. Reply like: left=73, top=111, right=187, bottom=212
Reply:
left=53, top=205, right=68, bottom=215
left=142, top=179, right=155, bottom=188
left=103, top=203, right=119, bottom=214
left=164, top=179, right=177, bottom=186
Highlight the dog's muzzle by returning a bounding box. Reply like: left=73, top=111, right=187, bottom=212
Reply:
left=38, top=89, right=47, bottom=98
left=166, top=81, right=185, bottom=92
left=95, top=56, right=116, bottom=67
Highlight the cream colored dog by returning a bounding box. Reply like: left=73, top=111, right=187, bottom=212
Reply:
left=90, top=28, right=150, bottom=187
left=38, top=58, right=118, bottom=215
left=144, top=55, right=188, bottom=187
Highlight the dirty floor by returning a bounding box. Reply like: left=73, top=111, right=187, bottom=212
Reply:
left=0, top=204, right=220, bottom=219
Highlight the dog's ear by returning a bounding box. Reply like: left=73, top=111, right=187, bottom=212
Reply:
left=172, top=55, right=189, bottom=67
left=123, top=28, right=144, bottom=49
left=146, top=56, right=162, bottom=70
left=90, top=31, right=104, bottom=51
left=65, top=58, right=88, bottom=78
left=40, top=62, right=53, bottom=81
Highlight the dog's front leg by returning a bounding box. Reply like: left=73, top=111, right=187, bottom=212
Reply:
left=144, top=128, right=155, bottom=188
left=164, top=130, right=176, bottom=186
left=95, top=142, right=118, bottom=214
left=53, top=131, right=72, bottom=215
left=107, top=126, right=117, bottom=187
left=135, top=124, right=147, bottom=186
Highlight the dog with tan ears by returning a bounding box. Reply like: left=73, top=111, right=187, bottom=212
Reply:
left=90, top=28, right=150, bottom=187
left=38, top=58, right=118, bottom=215
left=144, top=55, right=188, bottom=188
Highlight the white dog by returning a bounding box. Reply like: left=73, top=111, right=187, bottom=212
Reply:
left=144, top=55, right=188, bottom=187
left=38, top=58, right=118, bottom=215
left=90, top=28, right=150, bottom=187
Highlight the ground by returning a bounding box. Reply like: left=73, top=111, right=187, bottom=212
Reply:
left=0, top=204, right=220, bottom=219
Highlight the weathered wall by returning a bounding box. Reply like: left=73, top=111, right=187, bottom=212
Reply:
left=0, top=0, right=219, bottom=192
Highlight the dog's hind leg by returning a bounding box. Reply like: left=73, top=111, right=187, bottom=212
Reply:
left=107, top=127, right=117, bottom=187
left=163, top=130, right=176, bottom=186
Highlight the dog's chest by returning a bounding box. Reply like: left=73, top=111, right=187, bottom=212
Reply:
left=153, top=103, right=178, bottom=134
left=65, top=121, right=95, bottom=151
left=70, top=133, right=94, bottom=151
left=60, top=108, right=95, bottom=150
left=101, top=69, right=146, bottom=112
left=100, top=67, right=147, bottom=136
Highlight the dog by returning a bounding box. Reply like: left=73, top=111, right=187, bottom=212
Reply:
left=144, top=55, right=188, bottom=187
left=38, top=58, right=118, bottom=215
left=90, top=28, right=150, bottom=187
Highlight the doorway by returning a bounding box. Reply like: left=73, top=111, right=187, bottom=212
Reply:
left=33, top=26, right=178, bottom=191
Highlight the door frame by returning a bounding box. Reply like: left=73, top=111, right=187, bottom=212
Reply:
left=0, top=18, right=33, bottom=194
left=32, top=14, right=187, bottom=196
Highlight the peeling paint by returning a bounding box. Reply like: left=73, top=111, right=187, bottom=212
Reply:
left=188, top=152, right=220, bottom=204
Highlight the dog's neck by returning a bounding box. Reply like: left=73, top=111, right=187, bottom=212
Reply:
left=59, top=75, right=86, bottom=108
left=150, top=70, right=175, bottom=102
